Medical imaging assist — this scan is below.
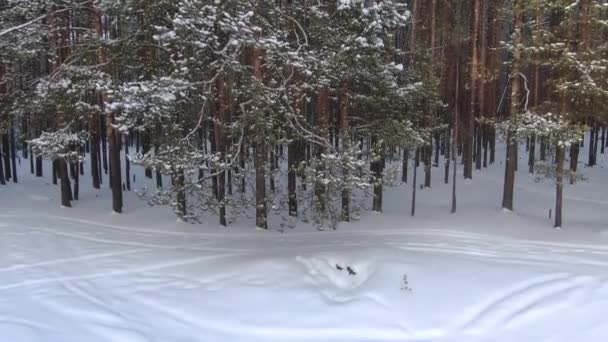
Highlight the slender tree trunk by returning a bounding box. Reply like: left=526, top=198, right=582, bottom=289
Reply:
left=2, top=134, right=11, bottom=180
left=72, top=162, right=79, bottom=201
left=90, top=114, right=101, bottom=189
left=29, top=145, right=34, bottom=175
left=592, top=125, right=599, bottom=164
left=402, top=149, right=408, bottom=183
left=451, top=62, right=460, bottom=213
left=411, top=148, right=419, bottom=216
left=371, top=136, right=384, bottom=213
left=59, top=159, right=71, bottom=207
left=288, top=140, right=298, bottom=217
left=529, top=0, right=541, bottom=175
left=154, top=125, right=163, bottom=188
left=502, top=0, right=523, bottom=211
left=96, top=6, right=122, bottom=213
left=109, top=117, right=123, bottom=213
left=540, top=137, right=547, bottom=161
left=9, top=123, right=17, bottom=183
left=36, top=154, right=43, bottom=177
left=588, top=124, right=596, bottom=166
left=124, top=134, right=131, bottom=191
left=339, top=89, right=350, bottom=221
left=143, top=134, right=152, bottom=179
left=52, top=160, right=58, bottom=185
left=215, top=75, right=227, bottom=227
left=253, top=46, right=267, bottom=230
left=570, top=144, right=579, bottom=184
left=555, top=144, right=565, bottom=228
left=101, top=117, right=108, bottom=175
left=601, top=127, right=605, bottom=154
left=465, top=0, right=481, bottom=179
left=444, top=128, right=451, bottom=184
left=315, top=87, right=330, bottom=217
left=0, top=146, right=5, bottom=185
left=528, top=134, right=536, bottom=174
left=424, top=0, right=437, bottom=188
left=175, top=169, right=187, bottom=221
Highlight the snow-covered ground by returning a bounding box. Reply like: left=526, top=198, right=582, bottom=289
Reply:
left=1, top=145, right=607, bottom=342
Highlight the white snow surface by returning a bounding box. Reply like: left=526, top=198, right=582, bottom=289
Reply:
left=1, top=146, right=608, bottom=342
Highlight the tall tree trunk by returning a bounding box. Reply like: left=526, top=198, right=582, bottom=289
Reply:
left=72, top=162, right=79, bottom=201
left=424, top=0, right=437, bottom=188
left=29, top=145, right=34, bottom=175
left=588, top=124, right=596, bottom=166
left=2, top=134, right=11, bottom=180
left=175, top=169, right=187, bottom=221
left=339, top=89, right=350, bottom=221
left=451, top=62, right=460, bottom=213
left=502, top=0, right=523, bottom=211
left=9, top=122, right=17, bottom=183
left=540, top=137, right=547, bottom=161
left=154, top=124, right=163, bottom=188
left=109, top=116, right=123, bottom=213
left=35, top=154, right=43, bottom=177
left=554, top=143, right=565, bottom=228
left=315, top=87, right=330, bottom=217
left=124, top=134, right=131, bottom=191
left=101, top=117, right=108, bottom=175
left=0, top=146, right=5, bottom=185
left=529, top=0, right=542, bottom=174
left=601, top=127, right=605, bottom=154
left=592, top=125, right=599, bottom=165
left=215, top=75, right=227, bottom=227
left=96, top=6, right=122, bottom=213
left=402, top=149, right=408, bottom=183
left=465, top=0, right=481, bottom=179
left=444, top=128, right=451, bottom=184
left=90, top=114, right=101, bottom=189
left=288, top=140, right=299, bottom=217
left=371, top=136, right=384, bottom=213
left=59, top=159, right=71, bottom=207
left=569, top=144, right=579, bottom=184
left=411, top=148, right=419, bottom=216
left=488, top=0, right=501, bottom=166
left=253, top=46, right=267, bottom=230
left=52, top=160, right=58, bottom=185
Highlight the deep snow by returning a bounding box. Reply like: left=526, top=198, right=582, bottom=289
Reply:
left=0, top=143, right=607, bottom=342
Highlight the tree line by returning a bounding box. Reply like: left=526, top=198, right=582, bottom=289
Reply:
left=0, top=0, right=606, bottom=229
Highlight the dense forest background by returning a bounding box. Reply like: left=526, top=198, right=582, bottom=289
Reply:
left=0, top=0, right=606, bottom=229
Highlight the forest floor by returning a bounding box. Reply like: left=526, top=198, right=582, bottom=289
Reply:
left=1, top=144, right=607, bottom=342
